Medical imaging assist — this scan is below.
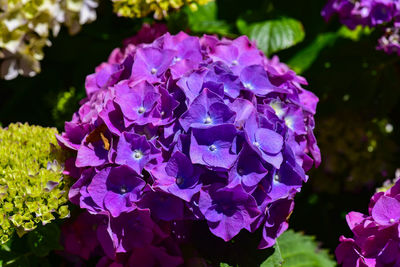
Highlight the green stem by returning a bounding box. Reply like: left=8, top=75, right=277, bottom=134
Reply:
left=4, top=252, right=32, bottom=266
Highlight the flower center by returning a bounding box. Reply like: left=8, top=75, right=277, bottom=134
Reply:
left=176, top=177, right=183, bottom=185
left=120, top=185, right=127, bottom=194
left=274, top=174, right=280, bottom=182
left=173, top=56, right=181, bottom=63
left=209, top=144, right=217, bottom=152
left=285, top=117, right=294, bottom=130
left=243, top=82, right=254, bottom=90
left=204, top=116, right=213, bottom=124
left=133, top=150, right=143, bottom=160
left=253, top=141, right=260, bottom=147
left=231, top=60, right=238, bottom=66
left=150, top=68, right=157, bottom=74
left=269, top=101, right=285, bottom=118
left=138, top=106, right=146, bottom=114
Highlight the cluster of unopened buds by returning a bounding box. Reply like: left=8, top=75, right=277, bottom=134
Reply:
left=0, top=123, right=69, bottom=244
left=58, top=23, right=320, bottom=264
left=322, top=0, right=400, bottom=55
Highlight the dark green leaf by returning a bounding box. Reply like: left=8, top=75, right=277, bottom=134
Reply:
left=261, top=230, right=336, bottom=267
left=239, top=17, right=305, bottom=56
left=287, top=25, right=374, bottom=74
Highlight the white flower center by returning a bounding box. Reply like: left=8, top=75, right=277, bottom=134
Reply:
left=243, top=82, right=254, bottom=90
left=151, top=68, right=157, bottom=74
left=204, top=116, right=213, bottom=124
left=209, top=144, right=217, bottom=152
left=285, top=116, right=294, bottom=130
left=133, top=150, right=143, bottom=160
left=120, top=185, right=127, bottom=194
left=173, top=57, right=181, bottom=63
left=269, top=101, right=285, bottom=119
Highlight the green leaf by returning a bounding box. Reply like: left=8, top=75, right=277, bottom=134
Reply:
left=287, top=25, right=373, bottom=74
left=239, top=17, right=305, bottom=56
left=261, top=230, right=336, bottom=267
left=337, top=25, right=372, bottom=41
left=261, top=242, right=284, bottom=266
left=287, top=32, right=338, bottom=74
left=185, top=2, right=231, bottom=35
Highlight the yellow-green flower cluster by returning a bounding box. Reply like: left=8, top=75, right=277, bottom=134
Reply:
left=0, top=0, right=98, bottom=80
left=112, top=0, right=212, bottom=19
left=0, top=123, right=70, bottom=244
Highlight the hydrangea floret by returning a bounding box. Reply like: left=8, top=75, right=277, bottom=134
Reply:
left=0, top=123, right=70, bottom=244
left=112, top=0, right=212, bottom=19
left=322, top=0, right=400, bottom=55
left=58, top=25, right=320, bottom=264
left=336, top=172, right=400, bottom=266
left=0, top=0, right=98, bottom=80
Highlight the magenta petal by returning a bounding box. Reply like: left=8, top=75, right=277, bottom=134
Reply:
left=104, top=192, right=129, bottom=217
left=255, top=128, right=283, bottom=155
left=209, top=213, right=245, bottom=241
left=372, top=196, right=400, bottom=225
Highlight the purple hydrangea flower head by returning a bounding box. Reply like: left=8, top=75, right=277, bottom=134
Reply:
left=336, top=178, right=400, bottom=266
left=322, top=0, right=400, bottom=56
left=59, top=25, right=320, bottom=263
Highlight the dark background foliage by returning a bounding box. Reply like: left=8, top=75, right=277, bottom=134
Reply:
left=1, top=0, right=400, bottom=265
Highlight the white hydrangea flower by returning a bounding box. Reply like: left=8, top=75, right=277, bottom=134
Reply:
left=0, top=0, right=98, bottom=80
